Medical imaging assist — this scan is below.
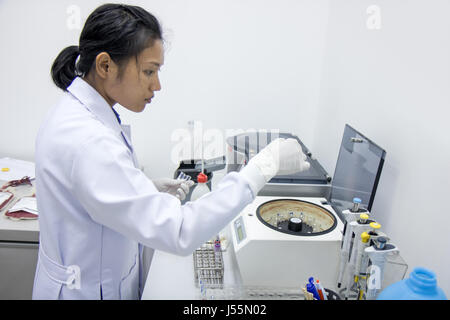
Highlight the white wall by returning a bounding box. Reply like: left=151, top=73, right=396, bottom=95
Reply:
left=0, top=0, right=329, bottom=177
left=312, top=0, right=450, bottom=294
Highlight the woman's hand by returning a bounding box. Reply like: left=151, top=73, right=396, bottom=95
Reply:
left=239, top=138, right=311, bottom=197
left=152, top=178, right=195, bottom=200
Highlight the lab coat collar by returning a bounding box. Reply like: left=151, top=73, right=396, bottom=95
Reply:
left=67, top=77, right=123, bottom=135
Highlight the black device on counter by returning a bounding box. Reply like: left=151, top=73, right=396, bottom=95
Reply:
left=174, top=156, right=226, bottom=203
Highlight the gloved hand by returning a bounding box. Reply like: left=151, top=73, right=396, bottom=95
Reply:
left=254, top=138, right=310, bottom=179
left=240, top=138, right=310, bottom=196
left=152, top=178, right=195, bottom=200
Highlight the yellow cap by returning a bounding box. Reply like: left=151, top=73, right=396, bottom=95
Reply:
left=359, top=213, right=369, bottom=220
left=361, top=231, right=370, bottom=243
left=1, top=168, right=10, bottom=172
left=369, top=222, right=381, bottom=229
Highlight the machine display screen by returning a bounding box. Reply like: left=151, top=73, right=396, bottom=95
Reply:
left=237, top=226, right=244, bottom=241
left=234, top=217, right=246, bottom=243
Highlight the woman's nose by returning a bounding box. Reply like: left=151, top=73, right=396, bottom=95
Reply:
left=151, top=74, right=162, bottom=92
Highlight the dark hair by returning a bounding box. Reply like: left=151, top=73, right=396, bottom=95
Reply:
left=51, top=3, right=163, bottom=91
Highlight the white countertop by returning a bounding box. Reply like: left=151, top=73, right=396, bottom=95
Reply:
left=142, top=230, right=242, bottom=300
left=141, top=242, right=307, bottom=301
left=142, top=250, right=199, bottom=299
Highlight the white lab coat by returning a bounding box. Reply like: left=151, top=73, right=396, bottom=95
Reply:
left=32, top=77, right=258, bottom=299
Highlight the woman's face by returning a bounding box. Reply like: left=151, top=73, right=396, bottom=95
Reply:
left=105, top=39, right=164, bottom=112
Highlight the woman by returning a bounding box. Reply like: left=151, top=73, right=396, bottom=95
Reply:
left=33, top=3, right=309, bottom=300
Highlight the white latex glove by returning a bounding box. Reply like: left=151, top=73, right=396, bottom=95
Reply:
left=240, top=138, right=310, bottom=196
left=257, top=138, right=310, bottom=178
left=152, top=178, right=195, bottom=200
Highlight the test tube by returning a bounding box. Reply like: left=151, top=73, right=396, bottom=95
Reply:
left=358, top=213, right=369, bottom=224
left=177, top=171, right=191, bottom=181
left=375, top=236, right=387, bottom=250
left=351, top=197, right=362, bottom=212
left=313, top=222, right=320, bottom=232
left=270, top=215, right=276, bottom=226
left=214, top=236, right=221, bottom=264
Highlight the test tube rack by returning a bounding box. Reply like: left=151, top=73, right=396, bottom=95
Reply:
left=193, top=241, right=224, bottom=288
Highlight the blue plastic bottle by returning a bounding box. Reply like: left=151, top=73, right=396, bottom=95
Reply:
left=377, top=267, right=447, bottom=300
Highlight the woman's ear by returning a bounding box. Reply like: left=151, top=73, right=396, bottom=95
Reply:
left=95, top=52, right=116, bottom=79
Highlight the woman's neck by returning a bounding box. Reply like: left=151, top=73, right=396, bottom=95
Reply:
left=83, top=73, right=116, bottom=107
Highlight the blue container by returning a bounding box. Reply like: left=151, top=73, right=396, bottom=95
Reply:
left=377, top=267, right=447, bottom=300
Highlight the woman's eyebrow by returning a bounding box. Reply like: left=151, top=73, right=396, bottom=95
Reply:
left=143, top=61, right=161, bottom=67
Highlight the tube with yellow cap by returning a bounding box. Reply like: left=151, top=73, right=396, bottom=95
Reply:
left=337, top=213, right=371, bottom=288
left=356, top=223, right=381, bottom=279
left=355, top=231, right=371, bottom=299
left=356, top=223, right=385, bottom=300
left=342, top=217, right=377, bottom=299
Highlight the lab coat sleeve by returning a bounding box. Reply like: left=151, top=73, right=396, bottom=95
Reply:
left=71, top=134, right=256, bottom=256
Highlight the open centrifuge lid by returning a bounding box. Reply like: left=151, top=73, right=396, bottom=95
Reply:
left=226, top=126, right=386, bottom=216
left=329, top=124, right=386, bottom=214
left=226, top=132, right=330, bottom=185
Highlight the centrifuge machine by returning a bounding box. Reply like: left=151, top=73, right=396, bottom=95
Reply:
left=227, top=125, right=386, bottom=289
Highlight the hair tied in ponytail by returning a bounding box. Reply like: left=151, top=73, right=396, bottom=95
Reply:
left=51, top=45, right=82, bottom=91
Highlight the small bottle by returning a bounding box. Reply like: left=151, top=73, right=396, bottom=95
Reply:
left=190, top=172, right=210, bottom=201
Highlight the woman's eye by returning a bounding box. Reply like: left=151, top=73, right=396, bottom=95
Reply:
left=144, top=70, right=154, bottom=76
